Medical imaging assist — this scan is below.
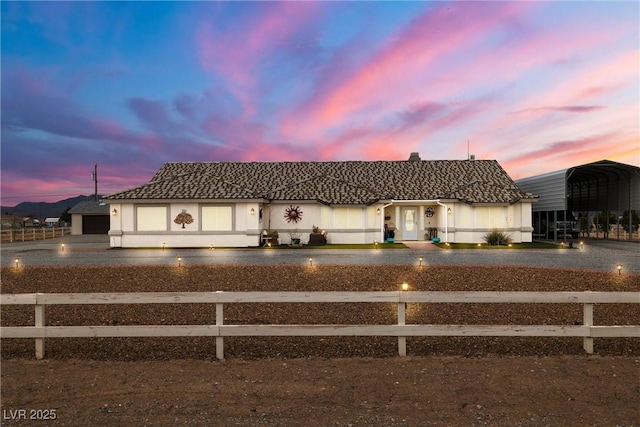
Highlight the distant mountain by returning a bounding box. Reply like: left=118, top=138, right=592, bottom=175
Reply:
left=1, top=195, right=104, bottom=219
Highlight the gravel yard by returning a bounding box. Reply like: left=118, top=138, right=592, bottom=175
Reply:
left=1, top=265, right=639, bottom=426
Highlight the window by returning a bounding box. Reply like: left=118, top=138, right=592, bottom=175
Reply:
left=202, top=206, right=233, bottom=231
left=136, top=206, right=168, bottom=231
left=334, top=207, right=363, bottom=228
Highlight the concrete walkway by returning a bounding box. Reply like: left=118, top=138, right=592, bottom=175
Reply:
left=1, top=235, right=639, bottom=274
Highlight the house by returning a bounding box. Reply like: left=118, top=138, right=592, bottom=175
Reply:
left=68, top=201, right=111, bottom=235
left=104, top=155, right=537, bottom=248
left=516, top=160, right=640, bottom=241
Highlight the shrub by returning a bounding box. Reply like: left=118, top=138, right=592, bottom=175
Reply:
left=483, top=229, right=512, bottom=246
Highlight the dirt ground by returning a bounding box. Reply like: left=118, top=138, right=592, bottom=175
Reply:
left=1, top=265, right=639, bottom=426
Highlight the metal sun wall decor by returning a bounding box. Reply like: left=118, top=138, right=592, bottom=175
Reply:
left=284, top=205, right=303, bottom=223
left=174, top=209, right=194, bottom=228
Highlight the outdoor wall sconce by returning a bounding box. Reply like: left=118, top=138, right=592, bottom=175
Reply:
left=401, top=282, right=409, bottom=291
left=111, top=209, right=118, bottom=216
left=447, top=207, right=452, bottom=215
left=617, top=264, right=622, bottom=275
left=377, top=208, right=381, bottom=215
left=250, top=208, right=255, bottom=215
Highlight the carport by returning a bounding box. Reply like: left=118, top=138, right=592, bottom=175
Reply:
left=516, top=160, right=639, bottom=241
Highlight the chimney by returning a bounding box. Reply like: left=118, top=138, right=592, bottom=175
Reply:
left=408, top=152, right=421, bottom=161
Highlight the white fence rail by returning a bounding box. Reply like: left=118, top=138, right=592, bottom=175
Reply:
left=0, top=227, right=71, bottom=243
left=1, top=291, right=638, bottom=359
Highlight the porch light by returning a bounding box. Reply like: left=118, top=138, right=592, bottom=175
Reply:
left=447, top=208, right=452, bottom=215
left=111, top=209, right=118, bottom=216
left=377, top=208, right=381, bottom=215
left=250, top=208, right=255, bottom=215
left=617, top=264, right=622, bottom=275
left=401, top=282, right=409, bottom=291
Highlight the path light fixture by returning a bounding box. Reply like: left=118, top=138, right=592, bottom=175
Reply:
left=374, top=241, right=379, bottom=249
left=477, top=243, right=481, bottom=247
left=401, top=282, right=409, bottom=291
left=308, top=257, right=313, bottom=267
left=14, top=258, right=19, bottom=269
left=177, top=257, right=183, bottom=267
left=580, top=241, right=584, bottom=250
left=508, top=243, right=512, bottom=248
left=162, top=242, right=166, bottom=251
left=209, top=245, right=214, bottom=251
left=617, top=264, right=622, bottom=275
left=418, top=257, right=423, bottom=267
left=60, top=243, right=65, bottom=252
left=445, top=242, right=450, bottom=248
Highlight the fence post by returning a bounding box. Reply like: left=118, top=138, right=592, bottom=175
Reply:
left=35, top=301, right=45, bottom=359
left=397, top=300, right=406, bottom=357
left=216, top=302, right=224, bottom=360
left=583, top=303, right=594, bottom=354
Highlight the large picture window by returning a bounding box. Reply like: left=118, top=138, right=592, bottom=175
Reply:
left=334, top=207, right=363, bottom=228
left=202, top=206, right=233, bottom=231
left=136, top=206, right=168, bottom=231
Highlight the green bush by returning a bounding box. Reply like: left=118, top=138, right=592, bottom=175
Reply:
left=483, top=229, right=512, bottom=246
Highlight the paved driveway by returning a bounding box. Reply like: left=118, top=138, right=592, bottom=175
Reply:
left=1, top=235, right=639, bottom=274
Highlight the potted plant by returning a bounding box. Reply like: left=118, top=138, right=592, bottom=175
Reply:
left=308, top=225, right=327, bottom=246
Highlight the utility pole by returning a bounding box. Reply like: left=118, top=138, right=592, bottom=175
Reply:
left=91, top=164, right=98, bottom=201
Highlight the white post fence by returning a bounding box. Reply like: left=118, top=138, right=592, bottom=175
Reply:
left=1, top=291, right=638, bottom=360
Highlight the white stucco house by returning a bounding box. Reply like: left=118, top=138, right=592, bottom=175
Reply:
left=104, top=155, right=537, bottom=248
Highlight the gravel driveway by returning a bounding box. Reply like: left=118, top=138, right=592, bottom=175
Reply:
left=2, top=235, right=639, bottom=273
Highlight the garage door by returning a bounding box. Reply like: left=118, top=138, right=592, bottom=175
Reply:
left=82, top=215, right=110, bottom=234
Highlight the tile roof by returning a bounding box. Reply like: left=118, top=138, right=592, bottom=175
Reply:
left=105, top=160, right=537, bottom=205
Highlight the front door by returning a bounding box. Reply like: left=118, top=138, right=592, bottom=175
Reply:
left=401, top=207, right=418, bottom=240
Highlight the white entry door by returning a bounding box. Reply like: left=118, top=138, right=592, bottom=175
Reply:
left=401, top=207, right=418, bottom=240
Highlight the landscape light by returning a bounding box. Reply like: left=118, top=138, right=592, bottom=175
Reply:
left=477, top=243, right=481, bottom=247
left=308, top=257, right=313, bottom=267
left=374, top=241, right=379, bottom=249
left=177, top=257, right=182, bottom=267
left=162, top=242, right=166, bottom=251
left=14, top=258, right=19, bottom=269
left=209, top=245, right=214, bottom=251
left=401, top=282, right=409, bottom=291
left=60, top=243, right=65, bottom=252
left=580, top=241, right=584, bottom=250
left=617, top=264, right=622, bottom=275
left=419, top=257, right=423, bottom=267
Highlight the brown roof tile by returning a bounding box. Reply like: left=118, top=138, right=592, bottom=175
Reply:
left=105, top=160, right=536, bottom=205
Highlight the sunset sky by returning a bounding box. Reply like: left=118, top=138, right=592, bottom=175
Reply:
left=2, top=1, right=638, bottom=205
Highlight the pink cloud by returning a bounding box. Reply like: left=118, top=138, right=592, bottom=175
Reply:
left=281, top=2, right=532, bottom=140
left=196, top=2, right=321, bottom=116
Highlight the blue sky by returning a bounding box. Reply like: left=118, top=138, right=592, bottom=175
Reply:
left=2, top=1, right=638, bottom=204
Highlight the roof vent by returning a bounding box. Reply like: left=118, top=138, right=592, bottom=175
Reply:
left=469, top=154, right=475, bottom=161
left=408, top=152, right=421, bottom=161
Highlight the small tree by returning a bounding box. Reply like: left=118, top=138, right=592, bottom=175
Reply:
left=621, top=210, right=640, bottom=234
left=483, top=229, right=512, bottom=246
